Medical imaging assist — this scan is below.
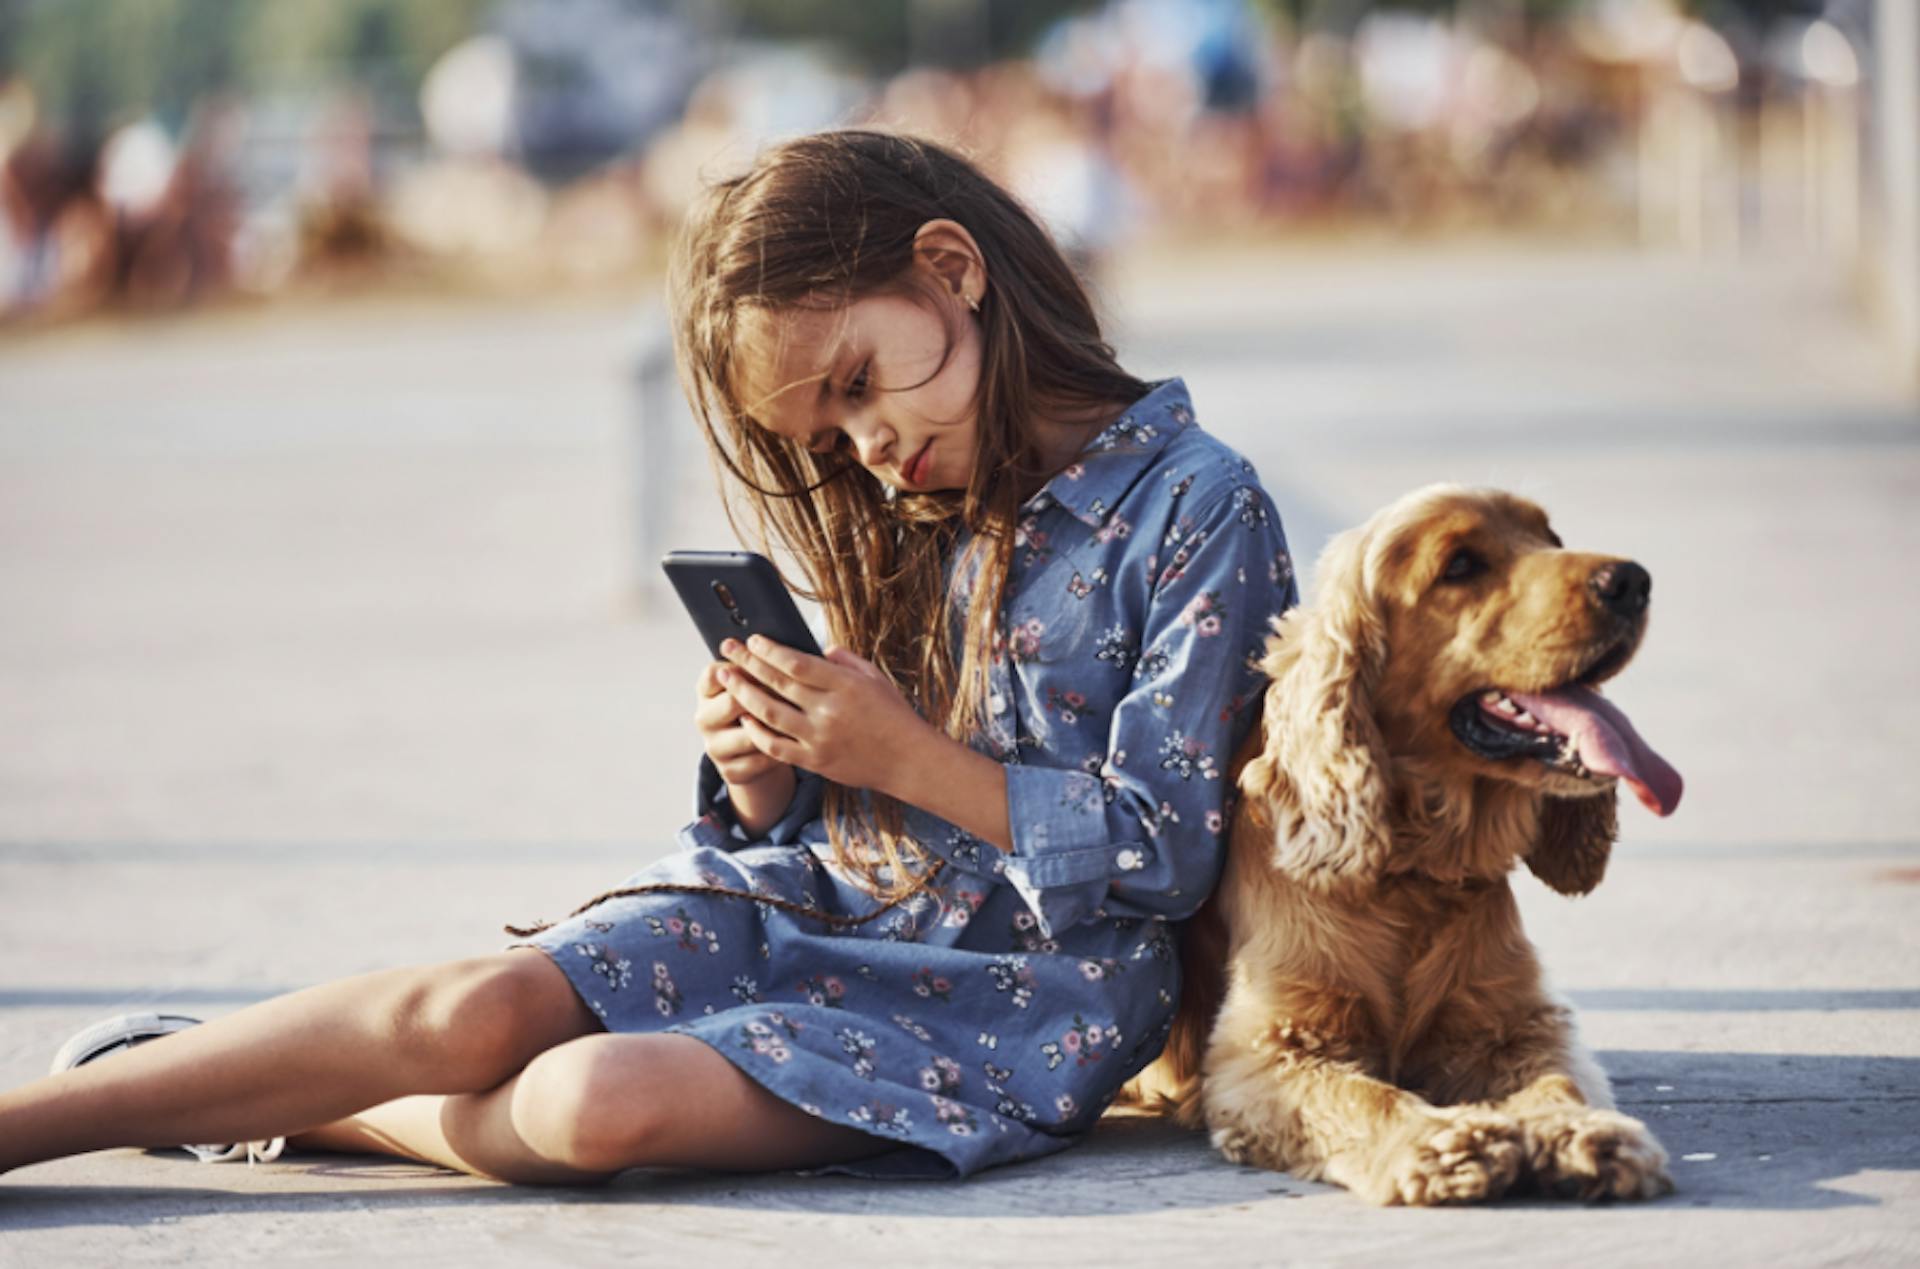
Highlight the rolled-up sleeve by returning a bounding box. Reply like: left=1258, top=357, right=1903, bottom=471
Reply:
left=677, top=755, right=825, bottom=851
left=1000, top=485, right=1296, bottom=936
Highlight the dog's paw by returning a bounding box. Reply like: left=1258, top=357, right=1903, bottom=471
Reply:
left=1209, top=1122, right=1281, bottom=1171
left=1364, top=1109, right=1525, bottom=1206
left=1523, top=1108, right=1673, bottom=1201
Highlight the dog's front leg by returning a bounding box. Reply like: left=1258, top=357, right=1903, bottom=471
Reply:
left=1202, top=1012, right=1524, bottom=1205
left=1472, top=1004, right=1672, bottom=1201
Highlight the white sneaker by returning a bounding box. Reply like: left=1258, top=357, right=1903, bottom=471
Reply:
left=51, top=1011, right=287, bottom=1165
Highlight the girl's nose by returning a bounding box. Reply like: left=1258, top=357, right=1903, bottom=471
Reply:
left=844, top=416, right=895, bottom=469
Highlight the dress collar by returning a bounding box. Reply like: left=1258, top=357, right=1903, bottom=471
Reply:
left=1020, top=377, right=1195, bottom=528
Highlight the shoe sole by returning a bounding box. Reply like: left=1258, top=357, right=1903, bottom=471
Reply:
left=48, top=1010, right=283, bottom=1164
left=49, top=1011, right=203, bottom=1076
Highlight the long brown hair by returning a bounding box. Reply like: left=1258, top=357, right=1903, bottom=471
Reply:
left=668, top=129, right=1147, bottom=899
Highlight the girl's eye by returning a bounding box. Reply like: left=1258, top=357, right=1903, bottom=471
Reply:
left=845, top=363, right=870, bottom=401
left=1440, top=548, right=1485, bottom=583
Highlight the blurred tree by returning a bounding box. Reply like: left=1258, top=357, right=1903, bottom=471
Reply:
left=1251, top=0, right=1825, bottom=28
left=237, top=0, right=492, bottom=96
left=0, top=0, right=493, bottom=138
left=1675, top=0, right=1828, bottom=23
left=0, top=0, right=1839, bottom=145
left=722, top=0, right=1102, bottom=73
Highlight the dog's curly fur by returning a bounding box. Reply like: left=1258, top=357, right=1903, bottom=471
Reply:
left=1120, top=484, right=1674, bottom=1205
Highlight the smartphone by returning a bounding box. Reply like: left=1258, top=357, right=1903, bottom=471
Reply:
left=661, top=550, right=823, bottom=660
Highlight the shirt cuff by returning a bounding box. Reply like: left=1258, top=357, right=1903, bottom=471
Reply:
left=678, top=755, right=824, bottom=851
left=1001, top=765, right=1155, bottom=938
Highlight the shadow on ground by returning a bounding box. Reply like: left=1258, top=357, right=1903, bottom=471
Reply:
left=5, top=1052, right=1911, bottom=1231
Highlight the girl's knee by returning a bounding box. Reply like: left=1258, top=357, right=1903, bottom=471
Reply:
left=383, top=951, right=597, bottom=1094
left=510, top=1035, right=671, bottom=1175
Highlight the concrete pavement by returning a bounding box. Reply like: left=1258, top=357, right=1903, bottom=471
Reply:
left=1, top=240, right=1915, bottom=1265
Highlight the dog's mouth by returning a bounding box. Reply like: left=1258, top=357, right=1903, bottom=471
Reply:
left=1447, top=634, right=1683, bottom=816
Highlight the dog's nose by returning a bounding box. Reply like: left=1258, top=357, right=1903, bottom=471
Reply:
left=1591, top=561, right=1651, bottom=618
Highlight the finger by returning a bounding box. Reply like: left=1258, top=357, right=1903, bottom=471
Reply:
left=714, top=641, right=784, bottom=705
left=739, top=713, right=802, bottom=765
left=697, top=661, right=729, bottom=699
left=720, top=638, right=810, bottom=704
left=734, top=635, right=834, bottom=692
left=694, top=681, right=746, bottom=730
left=706, top=724, right=765, bottom=762
left=823, top=644, right=882, bottom=679
left=821, top=645, right=887, bottom=683
left=727, top=671, right=807, bottom=737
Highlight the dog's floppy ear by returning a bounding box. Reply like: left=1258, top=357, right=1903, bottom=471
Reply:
left=1238, top=526, right=1394, bottom=889
left=1526, top=793, right=1617, bottom=895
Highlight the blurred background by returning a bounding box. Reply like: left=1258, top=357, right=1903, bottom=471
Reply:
left=0, top=0, right=1916, bottom=986
left=0, top=0, right=1912, bottom=353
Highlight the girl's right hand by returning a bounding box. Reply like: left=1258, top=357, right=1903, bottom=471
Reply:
left=695, top=661, right=793, bottom=789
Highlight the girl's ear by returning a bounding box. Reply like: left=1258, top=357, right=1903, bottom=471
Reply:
left=912, top=219, right=987, bottom=307
left=1526, top=793, right=1617, bottom=895
left=1238, top=527, right=1395, bottom=890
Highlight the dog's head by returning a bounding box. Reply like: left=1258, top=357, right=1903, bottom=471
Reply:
left=1239, top=484, right=1682, bottom=895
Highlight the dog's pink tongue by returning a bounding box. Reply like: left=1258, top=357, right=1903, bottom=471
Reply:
left=1508, top=685, right=1684, bottom=816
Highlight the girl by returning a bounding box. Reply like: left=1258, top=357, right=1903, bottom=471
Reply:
left=1, top=130, right=1297, bottom=1184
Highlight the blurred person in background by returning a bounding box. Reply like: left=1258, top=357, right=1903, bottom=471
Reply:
left=4, top=0, right=1861, bottom=318
left=0, top=98, right=114, bottom=317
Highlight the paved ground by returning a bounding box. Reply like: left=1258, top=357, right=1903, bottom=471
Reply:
left=0, top=239, right=1916, bottom=1265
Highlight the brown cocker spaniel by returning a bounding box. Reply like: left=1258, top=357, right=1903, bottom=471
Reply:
left=1125, top=484, right=1684, bottom=1205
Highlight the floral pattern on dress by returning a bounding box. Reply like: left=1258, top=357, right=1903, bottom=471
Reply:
left=838, top=1027, right=878, bottom=1079
left=739, top=1011, right=802, bottom=1062
left=574, top=942, right=632, bottom=991
left=910, top=967, right=955, bottom=1002
left=917, top=1053, right=964, bottom=1094
left=645, top=907, right=721, bottom=954
left=651, top=961, right=683, bottom=1016
left=1157, top=729, right=1220, bottom=782
left=795, top=973, right=848, bottom=1007
left=847, top=1101, right=914, bottom=1136
left=1041, top=1015, right=1122, bottom=1071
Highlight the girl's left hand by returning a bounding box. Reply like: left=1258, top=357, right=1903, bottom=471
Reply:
left=716, top=635, right=937, bottom=797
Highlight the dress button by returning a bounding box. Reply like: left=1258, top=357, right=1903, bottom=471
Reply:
left=990, top=691, right=1006, bottom=715
left=1116, top=848, right=1144, bottom=871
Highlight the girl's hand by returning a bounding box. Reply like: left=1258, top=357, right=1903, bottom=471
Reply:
left=717, top=635, right=937, bottom=797
left=694, top=660, right=791, bottom=789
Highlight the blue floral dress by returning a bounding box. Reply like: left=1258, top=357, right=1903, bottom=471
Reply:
left=511, top=378, right=1297, bottom=1178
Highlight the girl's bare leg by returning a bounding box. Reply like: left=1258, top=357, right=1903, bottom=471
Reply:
left=293, top=1033, right=885, bottom=1184
left=0, top=949, right=598, bottom=1175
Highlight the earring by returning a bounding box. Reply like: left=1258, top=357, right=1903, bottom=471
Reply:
left=966, top=293, right=980, bottom=313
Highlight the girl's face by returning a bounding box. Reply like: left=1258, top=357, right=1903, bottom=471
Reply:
left=737, top=234, right=985, bottom=494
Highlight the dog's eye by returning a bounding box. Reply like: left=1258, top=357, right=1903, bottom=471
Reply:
left=1440, top=548, right=1485, bottom=583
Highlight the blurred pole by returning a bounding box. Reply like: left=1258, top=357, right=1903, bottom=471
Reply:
left=1657, top=86, right=1736, bottom=256
left=1640, top=26, right=1741, bottom=256
left=1875, top=0, right=1920, bottom=389
left=1678, top=91, right=1713, bottom=252
left=1758, top=90, right=1798, bottom=248
left=1799, top=22, right=1863, bottom=267
left=1676, top=23, right=1741, bottom=257
left=1813, top=85, right=1861, bottom=263
left=631, top=312, right=678, bottom=607
left=1638, top=72, right=1669, bottom=246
